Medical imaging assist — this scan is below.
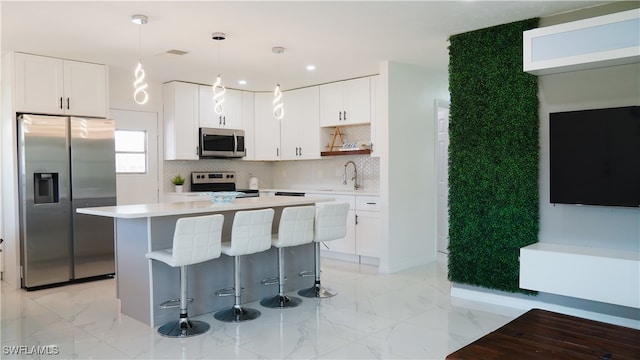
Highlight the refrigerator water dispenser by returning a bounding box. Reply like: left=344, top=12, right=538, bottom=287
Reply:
left=34, top=173, right=59, bottom=204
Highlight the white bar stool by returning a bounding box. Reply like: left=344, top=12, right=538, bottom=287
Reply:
left=298, top=202, right=350, bottom=298
left=145, top=214, right=224, bottom=337
left=260, top=206, right=315, bottom=309
left=214, top=208, right=274, bottom=323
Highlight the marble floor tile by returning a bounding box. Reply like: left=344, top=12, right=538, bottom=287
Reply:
left=1, top=254, right=525, bottom=359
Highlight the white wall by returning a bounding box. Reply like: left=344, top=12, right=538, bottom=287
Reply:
left=538, top=63, right=640, bottom=251
left=108, top=66, right=164, bottom=114
left=1, top=53, right=20, bottom=287
left=452, top=3, right=640, bottom=325
left=379, top=61, right=449, bottom=273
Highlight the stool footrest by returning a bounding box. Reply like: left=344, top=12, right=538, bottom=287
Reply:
left=298, top=270, right=315, bottom=277
left=159, top=298, right=193, bottom=309
left=261, top=277, right=279, bottom=285
left=215, top=287, right=244, bottom=297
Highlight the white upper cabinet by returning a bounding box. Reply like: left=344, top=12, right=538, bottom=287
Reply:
left=523, top=9, right=640, bottom=75
left=15, top=53, right=107, bottom=117
left=369, top=74, right=380, bottom=158
left=320, top=77, right=371, bottom=127
left=198, top=85, right=243, bottom=129
left=252, top=92, right=281, bottom=161
left=241, top=91, right=255, bottom=160
left=280, top=86, right=320, bottom=160
left=164, top=81, right=199, bottom=160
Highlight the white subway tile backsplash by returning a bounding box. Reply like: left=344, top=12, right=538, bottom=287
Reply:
left=163, top=156, right=379, bottom=193
left=163, top=125, right=379, bottom=192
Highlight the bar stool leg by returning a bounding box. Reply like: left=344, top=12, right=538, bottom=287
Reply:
left=261, top=248, right=302, bottom=308
left=214, top=256, right=261, bottom=322
left=157, top=266, right=210, bottom=337
left=298, top=242, right=336, bottom=298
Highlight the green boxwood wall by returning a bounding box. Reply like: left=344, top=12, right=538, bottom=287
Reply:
left=448, top=18, right=540, bottom=293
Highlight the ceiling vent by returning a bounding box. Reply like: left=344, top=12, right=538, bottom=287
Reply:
left=165, top=49, right=188, bottom=56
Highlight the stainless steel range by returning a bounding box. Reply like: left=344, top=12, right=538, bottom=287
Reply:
left=190, top=171, right=259, bottom=197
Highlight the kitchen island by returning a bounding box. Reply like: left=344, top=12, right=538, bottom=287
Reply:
left=77, top=196, right=330, bottom=326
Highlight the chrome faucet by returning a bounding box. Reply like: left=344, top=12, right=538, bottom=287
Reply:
left=343, top=161, right=360, bottom=190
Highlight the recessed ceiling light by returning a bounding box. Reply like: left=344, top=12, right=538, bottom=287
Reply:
left=306, top=65, right=316, bottom=71
left=238, top=80, right=247, bottom=85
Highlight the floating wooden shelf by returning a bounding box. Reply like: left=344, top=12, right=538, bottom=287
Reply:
left=321, top=149, right=371, bottom=156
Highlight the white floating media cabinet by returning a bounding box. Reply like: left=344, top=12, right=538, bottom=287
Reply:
left=523, top=9, right=640, bottom=75
left=520, top=243, right=640, bottom=309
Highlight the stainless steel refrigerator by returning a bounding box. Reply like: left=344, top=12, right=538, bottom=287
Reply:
left=18, top=114, right=116, bottom=289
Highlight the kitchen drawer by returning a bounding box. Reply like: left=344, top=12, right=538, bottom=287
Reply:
left=356, top=196, right=380, bottom=211
left=306, top=193, right=355, bottom=209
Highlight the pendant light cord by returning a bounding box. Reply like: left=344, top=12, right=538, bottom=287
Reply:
left=133, top=16, right=149, bottom=105
left=138, top=24, right=142, bottom=62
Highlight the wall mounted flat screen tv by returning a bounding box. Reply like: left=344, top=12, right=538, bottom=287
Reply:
left=549, top=106, right=640, bottom=208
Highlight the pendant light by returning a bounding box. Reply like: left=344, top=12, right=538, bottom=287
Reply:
left=212, top=32, right=227, bottom=115
left=272, top=46, right=285, bottom=120
left=131, top=15, right=149, bottom=105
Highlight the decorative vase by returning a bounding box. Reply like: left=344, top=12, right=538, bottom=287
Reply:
left=175, top=185, right=183, bottom=193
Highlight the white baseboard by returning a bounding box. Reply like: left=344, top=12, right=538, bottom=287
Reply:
left=450, top=286, right=640, bottom=330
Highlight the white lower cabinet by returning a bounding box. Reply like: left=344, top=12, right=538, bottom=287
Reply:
left=306, top=193, right=379, bottom=261
left=355, top=196, right=380, bottom=258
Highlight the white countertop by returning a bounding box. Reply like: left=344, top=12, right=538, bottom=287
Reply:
left=167, top=189, right=380, bottom=197
left=77, top=196, right=332, bottom=219
left=260, top=188, right=380, bottom=196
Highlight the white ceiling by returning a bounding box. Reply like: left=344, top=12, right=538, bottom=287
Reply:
left=1, top=1, right=611, bottom=92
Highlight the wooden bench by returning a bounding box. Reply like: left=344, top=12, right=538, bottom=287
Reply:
left=447, top=309, right=640, bottom=359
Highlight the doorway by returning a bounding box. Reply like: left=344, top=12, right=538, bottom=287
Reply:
left=436, top=100, right=450, bottom=254
left=111, top=109, right=159, bottom=205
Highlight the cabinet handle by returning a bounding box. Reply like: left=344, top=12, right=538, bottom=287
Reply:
left=60, top=97, right=63, bottom=109
left=67, top=98, right=70, bottom=110
left=355, top=214, right=359, bottom=225
left=344, top=111, right=347, bottom=120
left=299, top=147, right=302, bottom=156
left=338, top=111, right=342, bottom=121
left=366, top=202, right=377, bottom=205
left=276, top=147, right=279, bottom=157
left=219, top=116, right=222, bottom=125
left=223, top=116, right=226, bottom=125
left=196, top=146, right=199, bottom=155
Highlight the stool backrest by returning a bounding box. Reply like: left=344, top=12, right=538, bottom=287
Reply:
left=229, top=208, right=275, bottom=255
left=314, top=202, right=350, bottom=242
left=275, top=206, right=315, bottom=247
left=172, top=214, right=224, bottom=266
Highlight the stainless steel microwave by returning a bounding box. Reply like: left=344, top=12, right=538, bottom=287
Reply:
left=199, top=128, right=246, bottom=158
